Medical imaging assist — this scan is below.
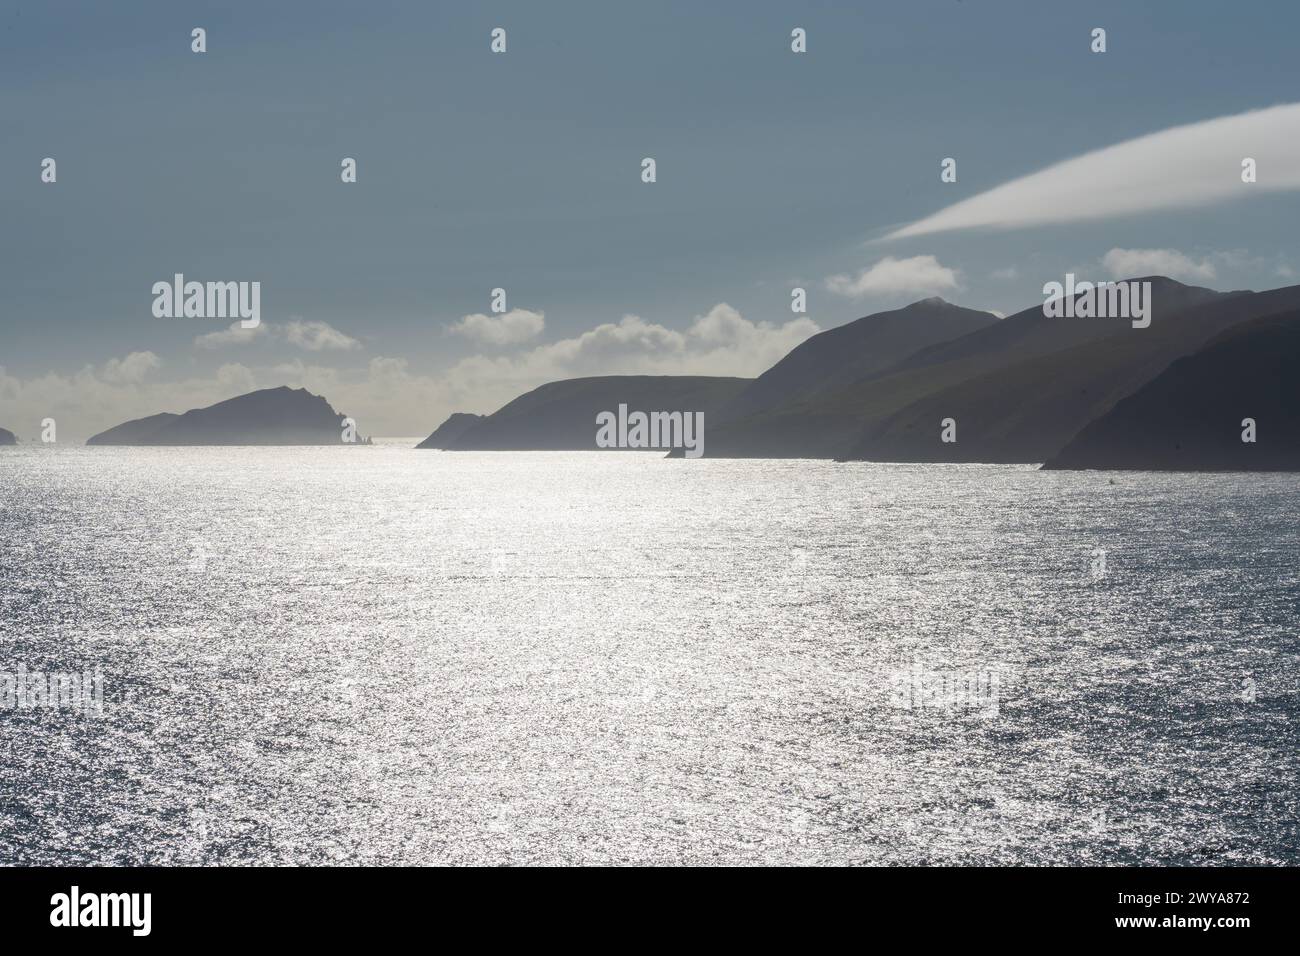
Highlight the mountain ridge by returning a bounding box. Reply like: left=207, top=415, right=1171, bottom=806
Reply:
left=700, top=278, right=1260, bottom=459
left=715, top=297, right=1000, bottom=424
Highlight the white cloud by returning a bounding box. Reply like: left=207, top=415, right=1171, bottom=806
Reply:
left=215, top=363, right=257, bottom=393
left=4, top=305, right=818, bottom=440
left=195, top=322, right=269, bottom=349
left=448, top=308, right=546, bottom=346
left=886, top=102, right=1300, bottom=239
left=284, top=320, right=360, bottom=351
left=825, top=255, right=961, bottom=298
left=444, top=304, right=819, bottom=409
left=194, top=319, right=358, bottom=352
left=343, top=303, right=817, bottom=433
left=100, top=351, right=161, bottom=385
left=1101, top=248, right=1217, bottom=281
left=0, top=362, right=254, bottom=441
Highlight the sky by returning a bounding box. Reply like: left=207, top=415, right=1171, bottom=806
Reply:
left=3, top=0, right=1300, bottom=439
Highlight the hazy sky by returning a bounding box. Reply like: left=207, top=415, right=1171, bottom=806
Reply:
left=4, top=0, right=1300, bottom=438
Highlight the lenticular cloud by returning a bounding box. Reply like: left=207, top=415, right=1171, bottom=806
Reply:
left=886, top=102, right=1300, bottom=239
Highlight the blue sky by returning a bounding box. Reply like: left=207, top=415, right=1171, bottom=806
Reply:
left=4, top=0, right=1300, bottom=437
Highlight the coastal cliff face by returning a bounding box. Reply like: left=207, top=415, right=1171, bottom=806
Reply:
left=87, top=387, right=356, bottom=446
left=420, top=376, right=750, bottom=451
left=1044, top=309, right=1300, bottom=471
left=0, top=427, right=16, bottom=445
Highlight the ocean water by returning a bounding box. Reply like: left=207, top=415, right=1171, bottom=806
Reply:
left=1, top=442, right=1297, bottom=866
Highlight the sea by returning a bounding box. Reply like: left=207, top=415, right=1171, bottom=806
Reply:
left=1, top=442, right=1297, bottom=865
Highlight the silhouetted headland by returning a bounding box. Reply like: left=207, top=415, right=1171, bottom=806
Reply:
left=419, top=376, right=748, bottom=450
left=663, top=279, right=1300, bottom=469
left=87, top=386, right=363, bottom=446
left=1044, top=309, right=1300, bottom=470
left=416, top=413, right=486, bottom=449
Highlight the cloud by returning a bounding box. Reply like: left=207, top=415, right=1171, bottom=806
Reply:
left=4, top=305, right=818, bottom=440
left=447, top=305, right=818, bottom=406
left=1101, top=248, right=1217, bottom=282
left=215, top=363, right=257, bottom=393
left=370, top=303, right=817, bottom=431
left=284, top=320, right=360, bottom=351
left=886, top=103, right=1300, bottom=239
left=195, top=322, right=269, bottom=349
left=825, top=255, right=961, bottom=298
left=448, top=308, right=546, bottom=346
left=991, top=267, right=1019, bottom=281
left=100, top=351, right=161, bottom=384
left=0, top=361, right=257, bottom=442
left=193, top=319, right=358, bottom=352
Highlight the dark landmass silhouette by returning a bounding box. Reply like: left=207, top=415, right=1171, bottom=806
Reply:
left=67, top=278, right=1300, bottom=471
left=1044, top=309, right=1300, bottom=471
left=700, top=277, right=1232, bottom=459
left=0, top=427, right=15, bottom=445
left=416, top=413, right=486, bottom=449
left=88, top=386, right=360, bottom=446
left=716, top=298, right=999, bottom=424
left=88, top=412, right=181, bottom=445
left=848, top=281, right=1300, bottom=463
left=423, top=376, right=749, bottom=450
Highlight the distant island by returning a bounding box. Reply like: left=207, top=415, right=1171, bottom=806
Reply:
left=87, top=386, right=367, bottom=446
left=0, top=427, right=15, bottom=446
left=418, top=376, right=748, bottom=450
left=415, top=277, right=1300, bottom=472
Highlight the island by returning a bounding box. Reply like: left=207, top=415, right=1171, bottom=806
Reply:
left=87, top=386, right=365, bottom=446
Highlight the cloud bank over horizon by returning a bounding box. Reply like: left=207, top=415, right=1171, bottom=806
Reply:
left=0, top=304, right=819, bottom=441
left=886, top=103, right=1300, bottom=240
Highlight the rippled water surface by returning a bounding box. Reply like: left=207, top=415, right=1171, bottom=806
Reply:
left=1, top=443, right=1297, bottom=865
